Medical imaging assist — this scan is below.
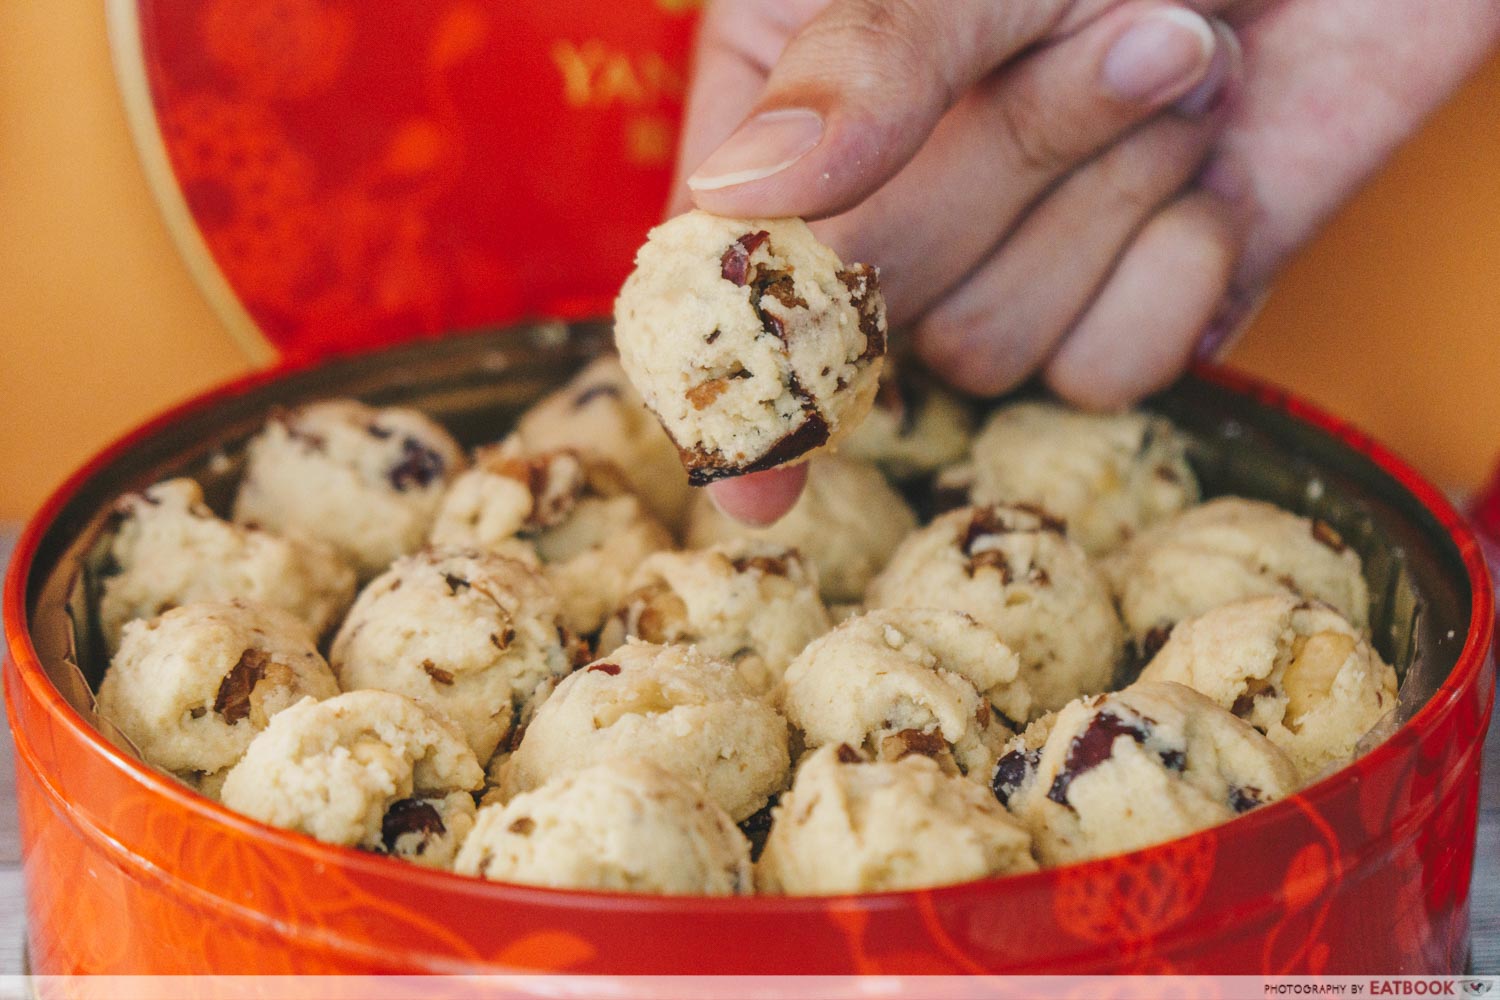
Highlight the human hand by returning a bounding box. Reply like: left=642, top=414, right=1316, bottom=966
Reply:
left=668, top=0, right=1245, bottom=523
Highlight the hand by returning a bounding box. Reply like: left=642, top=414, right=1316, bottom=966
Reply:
left=669, top=0, right=1244, bottom=524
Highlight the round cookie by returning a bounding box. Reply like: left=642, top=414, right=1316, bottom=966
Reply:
left=1103, top=496, right=1371, bottom=658
left=512, top=354, right=693, bottom=526
left=686, top=455, right=917, bottom=604
left=431, top=444, right=674, bottom=636
left=866, top=504, right=1125, bottom=715
left=97, top=477, right=356, bottom=652
left=615, top=211, right=887, bottom=484
left=455, top=758, right=752, bottom=895
left=219, top=689, right=483, bottom=865
left=995, top=681, right=1301, bottom=866
left=938, top=401, right=1199, bottom=556
left=504, top=640, right=790, bottom=821
left=757, top=744, right=1037, bottom=895
left=1139, top=595, right=1398, bottom=781
left=781, top=608, right=1031, bottom=780
left=842, top=363, right=974, bottom=480
left=98, top=600, right=339, bottom=795
left=597, top=541, right=832, bottom=695
left=329, top=548, right=585, bottom=764
left=233, top=399, right=465, bottom=579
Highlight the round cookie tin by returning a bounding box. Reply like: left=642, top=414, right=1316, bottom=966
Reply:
left=4, top=323, right=1494, bottom=975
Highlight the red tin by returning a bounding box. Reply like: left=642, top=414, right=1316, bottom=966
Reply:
left=6, top=0, right=1489, bottom=979
left=3, top=328, right=1494, bottom=976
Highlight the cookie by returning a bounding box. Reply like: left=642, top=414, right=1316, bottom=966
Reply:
left=1103, top=497, right=1371, bottom=659
left=219, top=689, right=483, bottom=865
left=97, top=477, right=356, bottom=652
left=97, top=600, right=339, bottom=795
left=686, top=455, right=917, bottom=604
left=615, top=211, right=887, bottom=484
left=597, top=541, right=831, bottom=696
left=512, top=355, right=694, bottom=527
left=866, top=504, right=1125, bottom=715
left=757, top=744, right=1036, bottom=895
left=842, top=362, right=973, bottom=480
left=1139, top=596, right=1397, bottom=780
left=781, top=608, right=1031, bottom=781
left=504, top=640, right=790, bottom=821
left=329, top=548, right=584, bottom=764
left=938, top=401, right=1199, bottom=555
left=995, top=681, right=1300, bottom=865
left=455, top=758, right=752, bottom=895
left=233, top=399, right=465, bottom=579
left=430, top=444, right=674, bottom=637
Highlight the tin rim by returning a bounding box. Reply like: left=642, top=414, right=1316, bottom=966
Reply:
left=4, top=350, right=1494, bottom=921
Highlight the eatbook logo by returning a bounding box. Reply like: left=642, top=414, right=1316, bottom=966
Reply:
left=1464, top=983, right=1493, bottom=997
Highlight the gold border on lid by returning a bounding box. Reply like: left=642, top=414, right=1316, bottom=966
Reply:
left=104, top=0, right=279, bottom=367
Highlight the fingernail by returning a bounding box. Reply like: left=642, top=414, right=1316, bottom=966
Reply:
left=1195, top=289, right=1267, bottom=361
left=1175, top=20, right=1241, bottom=116
left=687, top=109, right=824, bottom=192
left=1101, top=8, right=1216, bottom=105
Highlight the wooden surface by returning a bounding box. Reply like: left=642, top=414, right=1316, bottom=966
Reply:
left=0, top=523, right=1493, bottom=974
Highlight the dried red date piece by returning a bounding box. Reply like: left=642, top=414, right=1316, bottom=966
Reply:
left=214, top=648, right=270, bottom=725
left=720, top=231, right=770, bottom=286
left=991, top=747, right=1040, bottom=807
left=1230, top=676, right=1277, bottom=717
left=388, top=437, right=446, bottom=491
left=835, top=744, right=865, bottom=764
left=838, top=265, right=885, bottom=360
left=1228, top=785, right=1266, bottom=813
left=381, top=798, right=446, bottom=853
left=587, top=662, right=622, bottom=675
left=1047, top=709, right=1184, bottom=806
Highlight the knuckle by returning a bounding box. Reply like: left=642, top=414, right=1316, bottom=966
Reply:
left=807, top=0, right=955, bottom=106
left=990, top=83, right=1073, bottom=175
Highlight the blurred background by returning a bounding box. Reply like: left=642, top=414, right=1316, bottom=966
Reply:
left=1, top=1, right=1498, bottom=523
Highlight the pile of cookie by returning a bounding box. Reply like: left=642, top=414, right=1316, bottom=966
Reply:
left=91, top=214, right=1396, bottom=896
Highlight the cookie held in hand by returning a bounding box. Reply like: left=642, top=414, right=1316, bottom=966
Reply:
left=614, top=211, right=887, bottom=485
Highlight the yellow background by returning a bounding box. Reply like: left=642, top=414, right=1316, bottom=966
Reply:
left=1, top=3, right=1497, bottom=522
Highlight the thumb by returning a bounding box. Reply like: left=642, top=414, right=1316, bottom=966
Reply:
left=686, top=0, right=1073, bottom=220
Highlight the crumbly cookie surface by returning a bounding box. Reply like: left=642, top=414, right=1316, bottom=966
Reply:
left=98, top=478, right=355, bottom=652
left=504, top=640, right=790, bottom=821
left=995, top=681, right=1300, bottom=865
left=781, top=608, right=1030, bottom=780
left=1104, top=496, right=1370, bottom=658
left=97, top=600, right=339, bottom=792
left=757, top=744, right=1037, bottom=895
left=842, top=363, right=973, bottom=480
left=430, top=444, right=673, bottom=636
left=456, top=758, right=752, bottom=894
left=329, top=548, right=583, bottom=764
left=687, top=455, right=916, bottom=604
left=866, top=504, right=1124, bottom=715
left=940, top=401, right=1199, bottom=556
left=233, top=399, right=465, bottom=579
left=219, top=690, right=483, bottom=860
left=615, top=212, right=887, bottom=484
left=598, top=541, right=830, bottom=696
left=1140, top=596, right=1397, bottom=781
left=512, top=355, right=694, bottom=526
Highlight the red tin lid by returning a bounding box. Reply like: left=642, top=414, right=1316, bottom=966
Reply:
left=109, top=0, right=698, bottom=364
